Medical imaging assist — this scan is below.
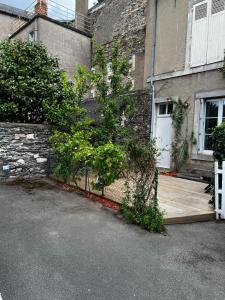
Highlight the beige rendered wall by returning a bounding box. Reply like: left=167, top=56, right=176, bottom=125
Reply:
left=155, top=0, right=189, bottom=75
left=155, top=69, right=225, bottom=170
left=0, top=13, right=17, bottom=40
left=155, top=69, right=225, bottom=126
left=38, top=18, right=91, bottom=78
left=144, top=0, right=189, bottom=83
left=12, top=17, right=91, bottom=78
left=11, top=21, right=36, bottom=41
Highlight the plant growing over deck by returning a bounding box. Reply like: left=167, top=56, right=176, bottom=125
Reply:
left=171, top=99, right=193, bottom=172
left=49, top=39, right=164, bottom=232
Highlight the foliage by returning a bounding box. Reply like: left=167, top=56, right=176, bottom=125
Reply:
left=92, top=142, right=125, bottom=192
left=208, top=123, right=225, bottom=208
left=121, top=140, right=165, bottom=233
left=171, top=99, right=191, bottom=172
left=50, top=39, right=132, bottom=191
left=211, top=122, right=225, bottom=162
left=205, top=179, right=215, bottom=208
left=48, top=39, right=164, bottom=232
left=121, top=198, right=165, bottom=233
left=44, top=67, right=91, bottom=131
left=0, top=40, right=63, bottom=123
left=92, top=39, right=133, bottom=144
left=50, top=122, right=94, bottom=183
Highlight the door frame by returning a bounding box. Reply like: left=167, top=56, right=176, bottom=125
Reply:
left=153, top=100, right=174, bottom=169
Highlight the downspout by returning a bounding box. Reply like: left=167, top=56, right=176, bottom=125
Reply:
left=34, top=17, right=39, bottom=42
left=149, top=0, right=158, bottom=139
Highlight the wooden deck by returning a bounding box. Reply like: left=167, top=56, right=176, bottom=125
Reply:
left=76, top=174, right=215, bottom=224
left=158, top=176, right=215, bottom=224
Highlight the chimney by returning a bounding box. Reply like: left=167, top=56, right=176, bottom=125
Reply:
left=75, top=0, right=88, bottom=16
left=35, top=0, right=48, bottom=16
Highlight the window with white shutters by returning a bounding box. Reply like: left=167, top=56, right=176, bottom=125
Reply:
left=190, top=0, right=225, bottom=67
left=207, top=0, right=225, bottom=63
left=190, top=1, right=208, bottom=67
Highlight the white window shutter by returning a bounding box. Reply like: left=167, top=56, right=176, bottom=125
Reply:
left=207, top=0, right=225, bottom=63
left=191, top=1, right=208, bottom=67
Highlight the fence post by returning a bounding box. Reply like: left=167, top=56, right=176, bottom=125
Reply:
left=214, top=161, right=225, bottom=219
left=85, top=168, right=88, bottom=191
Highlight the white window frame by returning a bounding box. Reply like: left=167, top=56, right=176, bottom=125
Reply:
left=157, top=103, right=173, bottom=118
left=200, top=98, right=225, bottom=155
left=190, top=0, right=225, bottom=67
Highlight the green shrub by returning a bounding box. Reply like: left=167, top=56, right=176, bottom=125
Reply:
left=92, top=142, right=126, bottom=192
left=206, top=123, right=225, bottom=208
left=212, top=122, right=225, bottom=162
left=0, top=40, right=64, bottom=123
left=121, top=199, right=165, bottom=233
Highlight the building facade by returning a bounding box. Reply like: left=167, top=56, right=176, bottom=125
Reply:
left=146, top=0, right=225, bottom=177
left=0, top=0, right=91, bottom=79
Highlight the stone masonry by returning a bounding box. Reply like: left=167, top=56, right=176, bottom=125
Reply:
left=89, top=0, right=148, bottom=90
left=0, top=123, right=50, bottom=181
left=90, top=0, right=147, bottom=54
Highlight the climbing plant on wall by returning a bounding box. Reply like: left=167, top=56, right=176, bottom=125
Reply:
left=171, top=99, right=192, bottom=172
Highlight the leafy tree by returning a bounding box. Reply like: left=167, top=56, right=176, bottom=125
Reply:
left=49, top=39, right=164, bottom=231
left=51, top=39, right=133, bottom=190
left=0, top=40, right=63, bottom=123
left=92, top=39, right=133, bottom=144
left=44, top=67, right=92, bottom=131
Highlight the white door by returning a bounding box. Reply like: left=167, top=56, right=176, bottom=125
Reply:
left=155, top=103, right=173, bottom=169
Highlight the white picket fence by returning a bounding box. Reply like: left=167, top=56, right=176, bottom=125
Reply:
left=214, top=161, right=225, bottom=219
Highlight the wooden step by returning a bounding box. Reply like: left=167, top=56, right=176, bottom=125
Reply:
left=165, top=212, right=216, bottom=225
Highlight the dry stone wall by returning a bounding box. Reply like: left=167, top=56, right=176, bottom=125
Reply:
left=0, top=123, right=50, bottom=181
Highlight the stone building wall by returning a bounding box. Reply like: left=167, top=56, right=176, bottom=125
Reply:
left=0, top=123, right=50, bottom=182
left=89, top=0, right=148, bottom=89
left=90, top=0, right=147, bottom=54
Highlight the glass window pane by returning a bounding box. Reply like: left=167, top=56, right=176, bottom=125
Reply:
left=204, top=134, right=213, bottom=150
left=159, top=104, right=167, bottom=115
left=219, top=173, right=223, bottom=190
left=219, top=194, right=222, bottom=210
left=205, top=118, right=218, bottom=134
left=206, top=100, right=219, bottom=118
left=167, top=103, right=173, bottom=115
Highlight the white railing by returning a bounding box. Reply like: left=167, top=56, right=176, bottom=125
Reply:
left=214, top=161, right=225, bottom=219
left=10, top=0, right=91, bottom=36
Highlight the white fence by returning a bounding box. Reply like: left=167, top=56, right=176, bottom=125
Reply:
left=214, top=161, right=225, bottom=219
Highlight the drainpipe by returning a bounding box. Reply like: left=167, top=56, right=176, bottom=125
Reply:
left=149, top=0, right=158, bottom=139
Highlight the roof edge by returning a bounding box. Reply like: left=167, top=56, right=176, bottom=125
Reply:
left=9, top=14, right=92, bottom=39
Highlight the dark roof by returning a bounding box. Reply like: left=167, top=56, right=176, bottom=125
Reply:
left=0, top=3, right=29, bottom=18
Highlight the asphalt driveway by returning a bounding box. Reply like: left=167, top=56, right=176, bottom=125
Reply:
left=0, top=181, right=225, bottom=300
